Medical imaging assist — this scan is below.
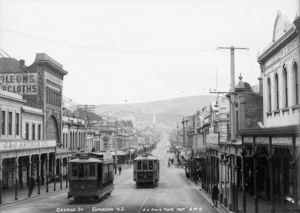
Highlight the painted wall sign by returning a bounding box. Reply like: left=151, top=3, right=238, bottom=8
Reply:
left=0, top=73, right=37, bottom=95
left=0, top=140, right=56, bottom=151
left=264, top=37, right=299, bottom=73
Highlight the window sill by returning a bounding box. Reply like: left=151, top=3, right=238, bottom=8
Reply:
left=266, top=111, right=272, bottom=117
left=281, top=107, right=289, bottom=113
left=273, top=109, right=280, bottom=115
left=291, top=105, right=300, bottom=111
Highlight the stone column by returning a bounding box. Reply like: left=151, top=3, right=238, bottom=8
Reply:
left=15, top=157, right=19, bottom=200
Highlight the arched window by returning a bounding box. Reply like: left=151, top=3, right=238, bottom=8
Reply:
left=275, top=73, right=279, bottom=110
left=294, top=63, right=299, bottom=105
left=46, top=116, right=58, bottom=145
left=283, top=68, right=288, bottom=107
left=267, top=78, right=272, bottom=111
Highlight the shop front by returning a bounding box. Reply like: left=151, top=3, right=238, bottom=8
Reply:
left=0, top=140, right=56, bottom=204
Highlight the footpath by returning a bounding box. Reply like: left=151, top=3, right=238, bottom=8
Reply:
left=0, top=163, right=131, bottom=208
left=180, top=170, right=292, bottom=213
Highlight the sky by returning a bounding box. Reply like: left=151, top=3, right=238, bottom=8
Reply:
left=0, top=0, right=298, bottom=105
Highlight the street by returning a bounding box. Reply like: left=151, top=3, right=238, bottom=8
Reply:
left=1, top=137, right=217, bottom=213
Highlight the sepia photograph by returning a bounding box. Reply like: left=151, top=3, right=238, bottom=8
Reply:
left=0, top=0, right=299, bottom=212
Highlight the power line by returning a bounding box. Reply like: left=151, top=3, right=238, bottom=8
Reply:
left=0, top=27, right=217, bottom=55
left=0, top=49, right=83, bottom=110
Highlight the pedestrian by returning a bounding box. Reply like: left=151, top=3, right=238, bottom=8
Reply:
left=118, top=166, right=122, bottom=175
left=185, top=171, right=190, bottom=179
left=29, top=177, right=35, bottom=194
left=212, top=184, right=219, bottom=207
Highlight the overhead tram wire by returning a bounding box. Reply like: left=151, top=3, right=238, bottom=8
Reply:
left=0, top=28, right=217, bottom=55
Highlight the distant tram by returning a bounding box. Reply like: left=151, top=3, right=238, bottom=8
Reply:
left=133, top=154, right=159, bottom=187
left=68, top=152, right=114, bottom=201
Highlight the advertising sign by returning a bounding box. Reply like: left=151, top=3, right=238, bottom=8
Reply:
left=0, top=73, right=37, bottom=95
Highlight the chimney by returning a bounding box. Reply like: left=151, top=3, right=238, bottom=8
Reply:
left=19, top=59, right=25, bottom=66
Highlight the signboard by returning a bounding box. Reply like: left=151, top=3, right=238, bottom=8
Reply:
left=272, top=137, right=293, bottom=146
left=206, top=134, right=218, bottom=145
left=0, top=140, right=56, bottom=151
left=0, top=73, right=37, bottom=95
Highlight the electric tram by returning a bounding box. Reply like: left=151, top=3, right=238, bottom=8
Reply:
left=133, top=154, right=159, bottom=187
left=68, top=152, right=114, bottom=201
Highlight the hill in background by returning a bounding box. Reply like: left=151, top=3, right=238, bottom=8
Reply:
left=94, top=95, right=217, bottom=130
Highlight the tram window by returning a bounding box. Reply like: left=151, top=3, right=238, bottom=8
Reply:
left=143, top=161, right=148, bottom=170
left=78, top=164, right=88, bottom=178
left=89, top=164, right=96, bottom=177
left=149, top=161, right=153, bottom=170
left=71, top=164, right=77, bottom=177
left=98, top=164, right=102, bottom=180
left=137, top=161, right=142, bottom=170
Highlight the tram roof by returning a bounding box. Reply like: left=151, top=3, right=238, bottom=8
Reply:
left=134, top=155, right=158, bottom=161
left=69, top=157, right=102, bottom=163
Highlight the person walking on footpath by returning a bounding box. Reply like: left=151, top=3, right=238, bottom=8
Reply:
left=212, top=184, right=219, bottom=207
left=118, top=166, right=122, bottom=175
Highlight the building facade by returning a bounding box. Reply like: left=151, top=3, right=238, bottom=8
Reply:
left=239, top=11, right=300, bottom=213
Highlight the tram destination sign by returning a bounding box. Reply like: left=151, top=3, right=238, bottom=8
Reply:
left=0, top=140, right=56, bottom=151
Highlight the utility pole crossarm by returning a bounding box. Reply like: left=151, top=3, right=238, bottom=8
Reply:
left=217, top=46, right=249, bottom=50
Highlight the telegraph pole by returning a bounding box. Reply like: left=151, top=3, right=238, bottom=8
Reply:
left=217, top=46, right=248, bottom=142
left=217, top=46, right=248, bottom=213
left=77, top=104, right=95, bottom=151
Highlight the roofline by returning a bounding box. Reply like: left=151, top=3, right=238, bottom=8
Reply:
left=257, top=27, right=297, bottom=64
